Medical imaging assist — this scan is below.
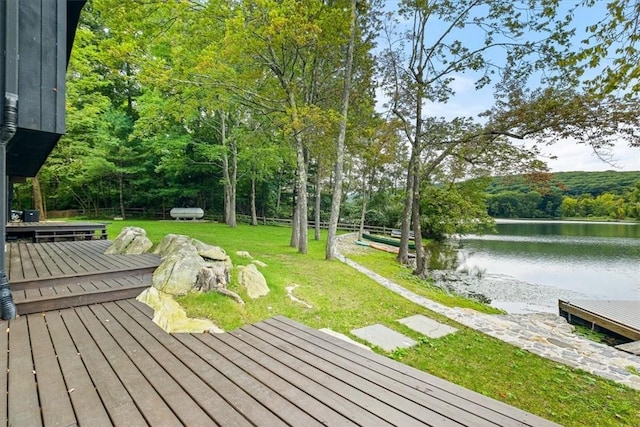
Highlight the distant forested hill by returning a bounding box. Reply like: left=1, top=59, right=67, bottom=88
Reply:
left=486, top=171, right=640, bottom=197
left=484, top=171, right=640, bottom=219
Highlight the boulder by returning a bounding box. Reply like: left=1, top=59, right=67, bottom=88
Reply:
left=152, top=245, right=205, bottom=296
left=238, top=264, right=269, bottom=299
left=192, top=239, right=229, bottom=261
left=105, top=226, right=153, bottom=255
left=153, top=234, right=192, bottom=258
left=137, top=287, right=223, bottom=333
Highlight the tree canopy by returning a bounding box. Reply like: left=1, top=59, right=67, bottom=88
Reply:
left=15, top=0, right=640, bottom=265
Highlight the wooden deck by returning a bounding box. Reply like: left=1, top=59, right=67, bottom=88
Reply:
left=0, top=240, right=560, bottom=426
left=6, top=221, right=108, bottom=242
left=2, top=303, right=559, bottom=426
left=559, top=299, right=640, bottom=341
left=7, top=240, right=159, bottom=315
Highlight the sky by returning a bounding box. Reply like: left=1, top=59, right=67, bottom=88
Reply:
left=376, top=1, right=640, bottom=173
left=422, top=79, right=640, bottom=173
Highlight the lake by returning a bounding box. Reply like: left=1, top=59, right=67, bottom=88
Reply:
left=441, top=220, right=640, bottom=314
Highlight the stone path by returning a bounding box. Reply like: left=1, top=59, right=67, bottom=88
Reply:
left=335, top=235, right=640, bottom=391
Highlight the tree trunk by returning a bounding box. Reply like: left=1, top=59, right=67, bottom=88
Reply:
left=326, top=0, right=357, bottom=260
left=397, top=153, right=414, bottom=264
left=290, top=199, right=300, bottom=248
left=294, top=137, right=308, bottom=254
left=411, top=170, right=427, bottom=277
left=118, top=173, right=126, bottom=219
left=358, top=172, right=372, bottom=240
left=220, top=112, right=237, bottom=228
left=32, top=174, right=45, bottom=220
left=275, top=166, right=284, bottom=215
left=314, top=159, right=322, bottom=240
left=250, top=177, right=258, bottom=226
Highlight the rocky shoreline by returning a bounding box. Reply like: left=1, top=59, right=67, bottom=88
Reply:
left=428, top=270, right=590, bottom=314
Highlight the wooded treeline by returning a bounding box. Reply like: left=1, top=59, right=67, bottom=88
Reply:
left=486, top=171, right=640, bottom=220
left=12, top=0, right=640, bottom=269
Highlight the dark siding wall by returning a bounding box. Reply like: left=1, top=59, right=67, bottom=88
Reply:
left=18, top=0, right=66, bottom=135
left=1, top=0, right=68, bottom=177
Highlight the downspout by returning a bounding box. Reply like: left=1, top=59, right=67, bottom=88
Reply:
left=0, top=0, right=19, bottom=320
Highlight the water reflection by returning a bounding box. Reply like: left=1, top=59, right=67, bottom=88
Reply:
left=428, top=220, right=640, bottom=313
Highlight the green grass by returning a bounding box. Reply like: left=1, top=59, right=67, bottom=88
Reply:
left=103, top=219, right=640, bottom=426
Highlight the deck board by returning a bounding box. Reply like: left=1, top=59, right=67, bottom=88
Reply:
left=7, top=316, right=40, bottom=427
left=246, top=322, right=478, bottom=425
left=222, top=326, right=447, bottom=427
left=1, top=303, right=561, bottom=426
left=44, top=310, right=112, bottom=426
left=27, top=314, right=76, bottom=427
left=113, top=300, right=252, bottom=427
left=268, top=316, right=558, bottom=427
left=7, top=240, right=160, bottom=290
left=60, top=306, right=148, bottom=426
left=90, top=303, right=216, bottom=426
left=196, top=333, right=359, bottom=427
left=74, top=304, right=183, bottom=426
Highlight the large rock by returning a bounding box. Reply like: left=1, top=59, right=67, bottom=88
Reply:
left=238, top=264, right=269, bottom=299
left=105, top=226, right=153, bottom=255
left=152, top=245, right=205, bottom=296
left=154, top=234, right=192, bottom=258
left=137, top=287, right=223, bottom=333
left=192, top=239, right=233, bottom=269
left=192, top=239, right=228, bottom=261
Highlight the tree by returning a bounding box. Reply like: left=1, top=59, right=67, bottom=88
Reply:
left=326, top=0, right=357, bottom=260
left=378, top=0, right=639, bottom=277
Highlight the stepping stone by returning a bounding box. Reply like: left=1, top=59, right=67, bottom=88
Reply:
left=350, top=324, right=416, bottom=352
left=398, top=315, right=458, bottom=339
left=320, top=328, right=372, bottom=351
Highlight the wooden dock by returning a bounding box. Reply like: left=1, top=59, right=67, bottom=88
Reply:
left=0, top=240, right=560, bottom=426
left=559, top=299, right=640, bottom=341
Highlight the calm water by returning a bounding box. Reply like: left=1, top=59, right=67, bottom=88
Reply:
left=455, top=220, right=640, bottom=308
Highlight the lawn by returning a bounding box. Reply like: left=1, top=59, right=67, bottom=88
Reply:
left=104, top=219, right=640, bottom=426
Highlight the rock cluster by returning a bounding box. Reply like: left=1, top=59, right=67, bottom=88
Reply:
left=105, top=231, right=271, bottom=333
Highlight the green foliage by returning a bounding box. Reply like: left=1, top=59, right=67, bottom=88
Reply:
left=486, top=172, right=640, bottom=220
left=421, top=179, right=495, bottom=240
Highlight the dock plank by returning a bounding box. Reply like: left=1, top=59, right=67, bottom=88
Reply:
left=559, top=300, right=640, bottom=341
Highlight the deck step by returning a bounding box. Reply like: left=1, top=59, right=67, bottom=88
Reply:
left=14, top=276, right=152, bottom=315
left=10, top=266, right=156, bottom=291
